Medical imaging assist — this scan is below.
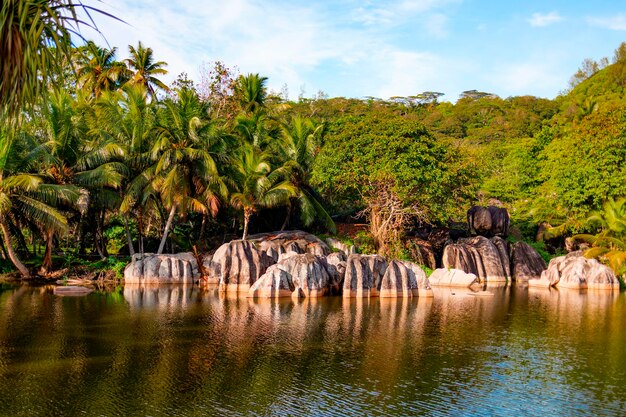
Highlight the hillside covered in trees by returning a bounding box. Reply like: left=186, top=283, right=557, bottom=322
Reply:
left=1, top=32, right=626, bottom=279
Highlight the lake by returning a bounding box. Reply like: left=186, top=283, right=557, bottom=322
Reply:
left=0, top=284, right=625, bottom=416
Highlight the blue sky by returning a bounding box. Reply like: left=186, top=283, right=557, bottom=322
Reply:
left=86, top=0, right=626, bottom=102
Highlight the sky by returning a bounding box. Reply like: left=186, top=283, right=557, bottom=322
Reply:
left=82, top=0, right=626, bottom=102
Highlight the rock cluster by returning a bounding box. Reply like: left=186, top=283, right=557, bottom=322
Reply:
left=529, top=251, right=619, bottom=290
left=192, top=231, right=435, bottom=299
left=442, top=235, right=547, bottom=284
left=124, top=252, right=199, bottom=284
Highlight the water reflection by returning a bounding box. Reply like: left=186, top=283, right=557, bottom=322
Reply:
left=0, top=284, right=625, bottom=416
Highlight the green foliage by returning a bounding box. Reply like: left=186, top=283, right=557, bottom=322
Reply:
left=354, top=231, right=376, bottom=255
left=527, top=241, right=556, bottom=264
left=312, top=111, right=476, bottom=222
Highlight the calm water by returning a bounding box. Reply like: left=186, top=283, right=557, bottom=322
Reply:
left=0, top=284, right=625, bottom=416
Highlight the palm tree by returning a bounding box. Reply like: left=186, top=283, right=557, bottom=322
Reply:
left=0, top=0, right=107, bottom=115
left=277, top=116, right=335, bottom=233
left=587, top=197, right=626, bottom=237
left=74, top=41, right=129, bottom=98
left=23, top=89, right=124, bottom=269
left=94, top=85, right=156, bottom=255
left=574, top=197, right=626, bottom=277
left=125, top=41, right=169, bottom=98
left=0, top=125, right=79, bottom=277
left=229, top=144, right=296, bottom=240
left=234, top=73, right=268, bottom=114
left=129, top=87, right=227, bottom=254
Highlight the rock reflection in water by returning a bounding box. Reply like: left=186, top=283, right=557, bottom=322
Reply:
left=0, top=284, right=625, bottom=415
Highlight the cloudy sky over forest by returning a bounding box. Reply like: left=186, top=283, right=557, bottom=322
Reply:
left=86, top=0, right=626, bottom=101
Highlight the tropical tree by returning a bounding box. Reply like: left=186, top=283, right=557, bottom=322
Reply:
left=277, top=115, right=335, bottom=232
left=0, top=125, right=79, bottom=277
left=0, top=0, right=103, bottom=115
left=23, top=90, right=125, bottom=268
left=95, top=85, right=156, bottom=255
left=140, top=87, right=228, bottom=253
left=574, top=197, right=626, bottom=277
left=74, top=41, right=129, bottom=98
left=234, top=73, right=268, bottom=114
left=229, top=144, right=296, bottom=239
left=125, top=41, right=169, bottom=98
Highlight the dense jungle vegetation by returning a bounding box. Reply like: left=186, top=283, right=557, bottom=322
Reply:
left=1, top=2, right=626, bottom=278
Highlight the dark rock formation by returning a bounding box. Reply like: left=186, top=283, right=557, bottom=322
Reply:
left=379, top=260, right=433, bottom=298
left=511, top=242, right=547, bottom=281
left=343, top=254, right=388, bottom=298
left=442, top=236, right=510, bottom=283
left=530, top=251, right=619, bottom=290
left=402, top=237, right=436, bottom=270
left=206, top=240, right=273, bottom=293
left=124, top=252, right=198, bottom=284
left=467, top=206, right=510, bottom=237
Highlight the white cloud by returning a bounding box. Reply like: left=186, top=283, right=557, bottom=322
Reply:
left=528, top=12, right=563, bottom=27
left=489, top=61, right=563, bottom=96
left=425, top=13, right=449, bottom=38
left=372, top=49, right=443, bottom=99
left=587, top=14, right=626, bottom=31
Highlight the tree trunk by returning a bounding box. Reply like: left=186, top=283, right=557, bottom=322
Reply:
left=0, top=220, right=30, bottom=278
left=280, top=204, right=292, bottom=231
left=199, top=214, right=207, bottom=242
left=242, top=209, right=251, bottom=240
left=137, top=207, right=144, bottom=254
left=100, top=209, right=109, bottom=257
left=123, top=215, right=135, bottom=256
left=0, top=233, right=8, bottom=260
left=76, top=212, right=87, bottom=255
left=157, top=205, right=176, bottom=254
left=39, top=230, right=54, bottom=275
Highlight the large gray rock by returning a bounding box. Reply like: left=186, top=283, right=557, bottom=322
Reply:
left=442, top=236, right=509, bottom=283
left=248, top=253, right=337, bottom=298
left=428, top=268, right=479, bottom=287
left=206, top=240, right=273, bottom=293
left=247, top=265, right=295, bottom=298
left=326, top=252, right=347, bottom=293
left=343, top=254, right=388, bottom=298
left=379, top=260, right=433, bottom=298
left=511, top=242, right=546, bottom=282
left=276, top=253, right=332, bottom=297
left=531, top=251, right=619, bottom=290
left=124, top=252, right=198, bottom=284
left=467, top=206, right=510, bottom=237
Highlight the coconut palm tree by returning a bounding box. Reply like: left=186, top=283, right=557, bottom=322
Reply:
left=574, top=197, right=626, bottom=277
left=125, top=41, right=169, bottom=99
left=129, top=87, right=228, bottom=254
left=22, top=89, right=125, bottom=269
left=74, top=41, right=129, bottom=99
left=94, top=85, right=156, bottom=255
left=587, top=197, right=626, bottom=237
left=229, top=144, right=296, bottom=240
left=277, top=115, right=335, bottom=233
left=234, top=73, right=268, bottom=114
left=0, top=124, right=79, bottom=277
left=0, top=0, right=108, bottom=115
